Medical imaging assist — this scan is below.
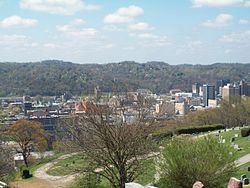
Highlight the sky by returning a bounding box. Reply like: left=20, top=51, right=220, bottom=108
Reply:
left=0, top=0, right=250, bottom=64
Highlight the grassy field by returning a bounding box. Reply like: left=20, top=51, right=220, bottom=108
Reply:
left=233, top=162, right=250, bottom=179
left=29, top=152, right=64, bottom=174
left=46, top=154, right=88, bottom=176
left=70, top=158, right=156, bottom=188
left=209, top=127, right=250, bottom=158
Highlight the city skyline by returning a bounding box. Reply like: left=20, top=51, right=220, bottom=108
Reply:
left=0, top=0, right=250, bottom=64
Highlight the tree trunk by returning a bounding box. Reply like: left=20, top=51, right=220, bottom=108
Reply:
left=119, top=168, right=126, bottom=188
left=22, top=152, right=29, bottom=167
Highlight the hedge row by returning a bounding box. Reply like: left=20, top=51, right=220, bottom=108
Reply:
left=241, top=128, right=250, bottom=137
left=152, top=131, right=173, bottom=142
left=176, top=124, right=225, bottom=135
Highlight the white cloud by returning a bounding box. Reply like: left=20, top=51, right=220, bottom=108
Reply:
left=239, top=19, right=249, bottom=25
left=192, top=0, right=244, bottom=7
left=137, top=33, right=159, bottom=39
left=245, top=1, right=250, bottom=6
left=103, top=44, right=114, bottom=49
left=56, top=18, right=85, bottom=32
left=130, top=33, right=170, bottom=47
left=201, top=14, right=233, bottom=28
left=128, top=22, right=154, bottom=30
left=116, top=5, right=144, bottom=17
left=56, top=19, right=97, bottom=38
left=0, top=15, right=37, bottom=28
left=0, top=34, right=27, bottom=45
left=43, top=43, right=61, bottom=48
left=103, top=25, right=123, bottom=32
left=20, top=0, right=100, bottom=15
left=220, top=30, right=250, bottom=43
left=225, top=49, right=232, bottom=54
left=104, top=5, right=144, bottom=24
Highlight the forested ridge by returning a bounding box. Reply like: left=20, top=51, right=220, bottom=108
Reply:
left=0, top=60, right=250, bottom=96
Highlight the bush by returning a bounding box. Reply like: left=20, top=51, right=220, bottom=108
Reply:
left=241, top=128, right=250, bottom=137
left=176, top=124, right=225, bottom=135
left=157, top=136, right=236, bottom=188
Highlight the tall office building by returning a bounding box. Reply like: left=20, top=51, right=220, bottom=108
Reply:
left=203, top=84, right=215, bottom=107
left=192, top=83, right=200, bottom=95
left=216, top=79, right=230, bottom=96
left=222, top=84, right=240, bottom=102
left=239, top=80, right=250, bottom=96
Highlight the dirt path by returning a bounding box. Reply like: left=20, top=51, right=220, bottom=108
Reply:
left=33, top=153, right=78, bottom=188
left=11, top=177, right=55, bottom=188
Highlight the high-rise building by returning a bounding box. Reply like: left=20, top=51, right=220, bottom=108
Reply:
left=203, top=84, right=215, bottom=107
left=216, top=79, right=230, bottom=96
left=239, top=80, right=250, bottom=96
left=222, top=84, right=240, bottom=102
left=192, top=83, right=200, bottom=95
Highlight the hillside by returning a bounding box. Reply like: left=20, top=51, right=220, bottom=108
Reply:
left=0, top=60, right=250, bottom=97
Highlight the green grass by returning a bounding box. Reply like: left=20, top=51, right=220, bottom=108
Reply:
left=210, top=128, right=250, bottom=158
left=136, top=158, right=156, bottom=185
left=70, top=158, right=156, bottom=188
left=46, top=154, right=88, bottom=176
left=12, top=152, right=64, bottom=182
left=29, top=152, right=64, bottom=174
left=233, top=162, right=250, bottom=179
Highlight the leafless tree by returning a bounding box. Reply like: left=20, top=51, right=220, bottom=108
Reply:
left=0, top=135, right=14, bottom=179
left=59, top=96, right=154, bottom=188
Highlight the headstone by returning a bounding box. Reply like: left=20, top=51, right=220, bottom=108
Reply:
left=193, top=181, right=204, bottom=188
left=125, top=183, right=144, bottom=188
left=233, top=144, right=241, bottom=151
left=243, top=178, right=249, bottom=185
left=235, top=134, right=239, bottom=138
left=222, top=139, right=226, bottom=143
left=227, top=177, right=243, bottom=188
left=241, top=174, right=247, bottom=181
left=231, top=137, right=235, bottom=142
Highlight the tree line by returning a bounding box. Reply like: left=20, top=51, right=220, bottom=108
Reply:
left=1, top=60, right=250, bottom=96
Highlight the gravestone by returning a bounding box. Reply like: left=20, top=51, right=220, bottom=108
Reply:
left=193, top=181, right=204, bottom=188
left=235, top=134, right=239, bottom=138
left=243, top=178, right=249, bottom=185
left=227, top=177, right=242, bottom=188
left=125, top=183, right=144, bottom=188
left=234, top=144, right=241, bottom=151
left=241, top=174, right=247, bottom=181
left=231, top=137, right=235, bottom=142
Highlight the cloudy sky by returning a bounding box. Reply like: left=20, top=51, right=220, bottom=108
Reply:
left=0, top=0, right=250, bottom=64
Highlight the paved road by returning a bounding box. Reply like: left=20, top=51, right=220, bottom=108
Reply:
left=236, top=153, right=250, bottom=167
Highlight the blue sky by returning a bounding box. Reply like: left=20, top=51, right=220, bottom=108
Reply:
left=0, top=0, right=250, bottom=64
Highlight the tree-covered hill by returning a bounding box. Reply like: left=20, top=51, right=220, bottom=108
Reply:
left=0, top=60, right=250, bottom=97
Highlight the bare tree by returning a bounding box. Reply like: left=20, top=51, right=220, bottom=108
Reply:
left=0, top=135, right=14, bottom=180
left=59, top=97, right=154, bottom=188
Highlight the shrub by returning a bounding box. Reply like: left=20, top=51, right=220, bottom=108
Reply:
left=157, top=136, right=236, bottom=188
left=241, top=128, right=250, bottom=137
left=176, top=124, right=225, bottom=135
